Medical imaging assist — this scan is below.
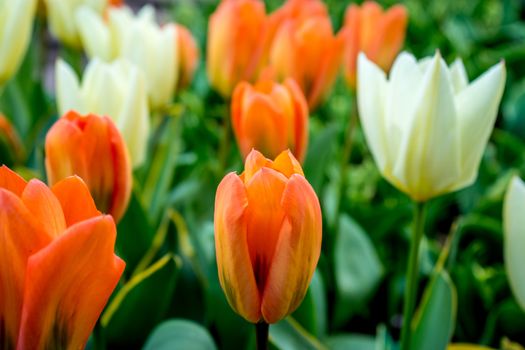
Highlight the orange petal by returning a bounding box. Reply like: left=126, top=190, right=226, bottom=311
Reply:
left=261, top=174, right=322, bottom=323
left=231, top=82, right=250, bottom=147
left=243, top=149, right=273, bottom=184
left=371, top=4, right=408, bottom=71
left=17, top=215, right=125, bottom=350
left=214, top=173, right=260, bottom=322
left=0, top=165, right=27, bottom=197
left=51, top=176, right=101, bottom=227
left=271, top=150, right=304, bottom=178
left=0, top=189, right=50, bottom=347
left=341, top=5, right=361, bottom=88
left=20, top=180, right=66, bottom=240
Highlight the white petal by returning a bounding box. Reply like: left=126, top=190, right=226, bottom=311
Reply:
left=75, top=6, right=112, bottom=60
left=504, top=176, right=525, bottom=311
left=357, top=53, right=388, bottom=173
left=449, top=58, right=468, bottom=94
left=55, top=59, right=83, bottom=115
left=454, top=61, right=506, bottom=188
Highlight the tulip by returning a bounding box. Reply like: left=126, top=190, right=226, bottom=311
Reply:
left=175, top=24, right=199, bottom=91
left=357, top=51, right=506, bottom=201
left=44, top=0, right=109, bottom=48
left=231, top=78, right=308, bottom=162
left=55, top=58, right=150, bottom=168
left=268, top=2, right=344, bottom=109
left=0, top=115, right=24, bottom=165
left=76, top=5, right=178, bottom=109
left=340, top=1, right=408, bottom=89
left=214, top=149, right=322, bottom=323
left=45, top=111, right=132, bottom=222
left=207, top=0, right=268, bottom=98
left=0, top=0, right=37, bottom=86
left=504, top=176, right=525, bottom=311
left=0, top=165, right=125, bottom=349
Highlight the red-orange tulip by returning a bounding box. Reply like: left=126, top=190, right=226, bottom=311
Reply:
left=0, top=165, right=125, bottom=350
left=340, top=1, right=408, bottom=88
left=267, top=0, right=343, bottom=109
left=214, top=150, right=322, bottom=323
left=175, top=24, right=199, bottom=91
left=207, top=0, right=268, bottom=98
left=232, top=78, right=308, bottom=162
left=45, top=111, right=132, bottom=222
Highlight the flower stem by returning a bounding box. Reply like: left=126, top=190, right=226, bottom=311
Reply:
left=255, top=322, right=269, bottom=350
left=218, top=101, right=231, bottom=175
left=400, top=201, right=427, bottom=350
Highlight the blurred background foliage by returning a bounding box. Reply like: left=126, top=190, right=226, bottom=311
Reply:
left=1, top=0, right=525, bottom=349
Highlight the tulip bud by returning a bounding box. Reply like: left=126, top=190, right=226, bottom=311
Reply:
left=0, top=114, right=25, bottom=165
left=357, top=51, right=506, bottom=201
left=0, top=0, right=37, bottom=86
left=340, top=1, right=408, bottom=89
left=207, top=0, right=268, bottom=98
left=45, top=0, right=109, bottom=48
left=45, top=111, right=132, bottom=222
left=231, top=78, right=308, bottom=162
left=174, top=24, right=199, bottom=91
left=268, top=2, right=343, bottom=109
left=55, top=58, right=150, bottom=168
left=0, top=165, right=125, bottom=349
left=76, top=5, right=178, bottom=109
left=214, top=150, right=322, bottom=323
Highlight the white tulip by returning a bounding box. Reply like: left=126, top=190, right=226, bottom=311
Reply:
left=504, top=176, right=525, bottom=311
left=45, top=0, right=106, bottom=48
left=76, top=5, right=178, bottom=110
left=55, top=58, right=150, bottom=168
left=357, top=51, right=506, bottom=201
left=0, top=0, right=37, bottom=85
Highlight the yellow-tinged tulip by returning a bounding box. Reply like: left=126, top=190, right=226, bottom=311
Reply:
left=0, top=165, right=125, bottom=350
left=214, top=150, right=322, bottom=323
left=75, top=5, right=178, bottom=109
left=231, top=78, right=308, bottom=162
left=0, top=0, right=37, bottom=86
left=175, top=24, right=199, bottom=91
left=340, top=1, right=408, bottom=89
left=357, top=51, right=506, bottom=201
left=44, top=0, right=108, bottom=48
left=207, top=0, right=268, bottom=98
left=504, top=176, right=525, bottom=312
left=45, top=111, right=132, bottom=222
left=55, top=58, right=149, bottom=168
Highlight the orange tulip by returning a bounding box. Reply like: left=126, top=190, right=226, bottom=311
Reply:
left=0, top=114, right=24, bottom=164
left=231, top=78, right=308, bottom=162
left=267, top=0, right=343, bottom=110
left=175, top=24, right=199, bottom=91
left=207, top=0, right=268, bottom=98
left=45, top=111, right=132, bottom=222
left=214, top=150, right=322, bottom=323
left=340, top=1, right=408, bottom=88
left=0, top=165, right=125, bottom=349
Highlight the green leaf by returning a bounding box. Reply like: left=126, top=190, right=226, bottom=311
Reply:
left=270, top=317, right=327, bottom=350
left=143, top=319, right=217, bottom=350
left=303, top=123, right=338, bottom=192
left=102, top=254, right=181, bottom=347
left=326, top=335, right=376, bottom=350
left=411, top=270, right=457, bottom=350
left=293, top=270, right=327, bottom=338
left=334, top=215, right=384, bottom=325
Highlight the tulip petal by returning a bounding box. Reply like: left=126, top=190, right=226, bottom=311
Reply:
left=55, top=59, right=83, bottom=117
left=449, top=58, right=468, bottom=94
left=357, top=53, right=388, bottom=174
left=243, top=149, right=273, bottom=184
left=20, top=180, right=66, bottom=239
left=75, top=6, right=112, bottom=60
left=455, top=61, right=506, bottom=188
left=0, top=165, right=26, bottom=196
left=17, top=215, right=125, bottom=350
left=272, top=150, right=304, bottom=178
left=504, top=176, right=525, bottom=311
left=51, top=176, right=100, bottom=227
left=0, top=189, right=50, bottom=348
left=372, top=5, right=407, bottom=72
left=261, top=174, right=322, bottom=323
left=214, top=173, right=260, bottom=322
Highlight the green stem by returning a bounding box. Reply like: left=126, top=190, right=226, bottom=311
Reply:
left=255, top=322, right=269, bottom=350
left=400, top=201, right=427, bottom=350
left=218, top=102, right=231, bottom=175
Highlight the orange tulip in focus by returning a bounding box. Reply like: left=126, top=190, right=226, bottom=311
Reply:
left=207, top=0, right=267, bottom=98
left=0, top=165, right=125, bottom=349
left=45, top=111, right=132, bottom=222
left=267, top=0, right=343, bottom=109
left=175, top=24, right=199, bottom=91
left=214, top=150, right=322, bottom=323
left=232, top=78, right=308, bottom=162
left=340, top=1, right=408, bottom=88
